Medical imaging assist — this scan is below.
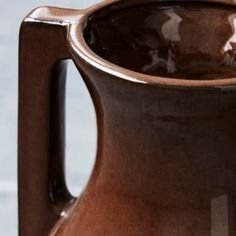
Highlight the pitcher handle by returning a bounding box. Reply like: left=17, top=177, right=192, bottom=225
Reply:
left=18, top=7, right=83, bottom=236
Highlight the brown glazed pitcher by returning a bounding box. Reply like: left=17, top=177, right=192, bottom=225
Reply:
left=19, top=0, right=236, bottom=235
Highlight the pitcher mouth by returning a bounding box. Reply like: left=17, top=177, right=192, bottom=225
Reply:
left=69, top=0, right=236, bottom=88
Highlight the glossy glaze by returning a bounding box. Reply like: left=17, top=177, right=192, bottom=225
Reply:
left=86, top=2, right=236, bottom=79
left=19, top=1, right=236, bottom=236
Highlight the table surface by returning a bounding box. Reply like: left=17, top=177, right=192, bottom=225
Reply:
left=0, top=0, right=99, bottom=235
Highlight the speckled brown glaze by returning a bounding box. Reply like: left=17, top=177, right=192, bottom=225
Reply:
left=19, top=1, right=236, bottom=236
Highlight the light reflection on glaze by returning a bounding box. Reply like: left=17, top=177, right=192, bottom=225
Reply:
left=223, top=14, right=236, bottom=67
left=161, top=9, right=182, bottom=42
left=143, top=9, right=182, bottom=74
left=223, top=14, right=236, bottom=52
left=85, top=3, right=236, bottom=80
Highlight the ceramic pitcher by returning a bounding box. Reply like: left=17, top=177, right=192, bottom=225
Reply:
left=19, top=0, right=236, bottom=235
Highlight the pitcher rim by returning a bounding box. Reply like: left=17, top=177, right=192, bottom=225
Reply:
left=69, top=0, right=236, bottom=88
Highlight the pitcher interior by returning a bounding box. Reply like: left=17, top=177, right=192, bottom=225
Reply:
left=84, top=1, right=236, bottom=80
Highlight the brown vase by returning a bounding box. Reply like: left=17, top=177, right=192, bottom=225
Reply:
left=19, top=0, right=236, bottom=235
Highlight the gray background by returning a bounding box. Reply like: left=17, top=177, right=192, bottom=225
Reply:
left=0, top=0, right=100, bottom=235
